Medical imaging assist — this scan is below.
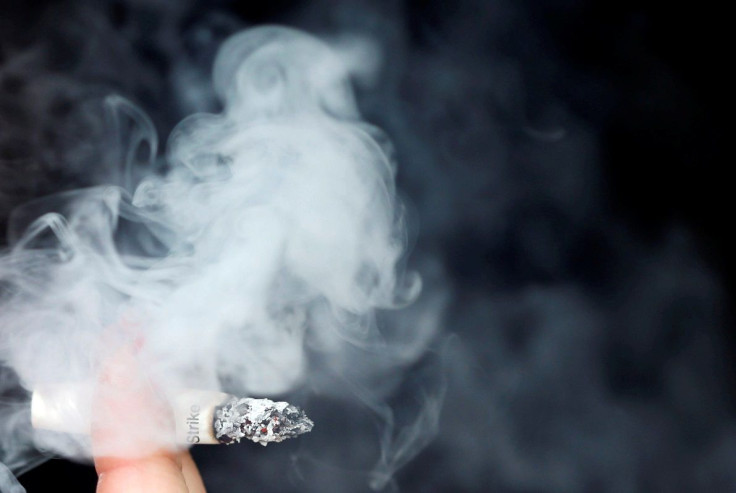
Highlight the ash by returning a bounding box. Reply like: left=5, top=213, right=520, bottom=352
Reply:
left=214, top=397, right=314, bottom=446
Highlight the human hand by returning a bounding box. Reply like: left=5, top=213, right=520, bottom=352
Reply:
left=95, top=448, right=205, bottom=493
left=91, top=347, right=207, bottom=492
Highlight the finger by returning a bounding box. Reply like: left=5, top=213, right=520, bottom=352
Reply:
left=92, top=346, right=192, bottom=492
left=180, top=451, right=207, bottom=493
left=96, top=453, right=190, bottom=493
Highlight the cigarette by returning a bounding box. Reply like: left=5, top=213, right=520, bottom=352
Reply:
left=31, top=385, right=314, bottom=446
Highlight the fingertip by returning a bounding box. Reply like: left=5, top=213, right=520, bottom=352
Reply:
left=96, top=454, right=189, bottom=493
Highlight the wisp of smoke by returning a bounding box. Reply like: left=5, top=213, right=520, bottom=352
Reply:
left=0, top=25, right=429, bottom=490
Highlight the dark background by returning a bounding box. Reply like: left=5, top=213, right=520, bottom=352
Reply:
left=2, top=0, right=733, bottom=491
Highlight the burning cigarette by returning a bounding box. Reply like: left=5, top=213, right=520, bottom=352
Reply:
left=31, top=386, right=313, bottom=446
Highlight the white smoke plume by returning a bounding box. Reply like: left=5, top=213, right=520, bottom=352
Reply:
left=3, top=2, right=732, bottom=493
left=0, top=25, right=434, bottom=491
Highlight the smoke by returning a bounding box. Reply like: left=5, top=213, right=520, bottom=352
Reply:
left=2, top=1, right=734, bottom=492
left=0, top=15, right=439, bottom=491
left=0, top=462, right=24, bottom=493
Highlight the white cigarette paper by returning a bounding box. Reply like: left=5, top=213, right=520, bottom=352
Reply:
left=172, top=389, right=231, bottom=444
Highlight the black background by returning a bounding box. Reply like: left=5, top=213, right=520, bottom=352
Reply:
left=2, top=0, right=733, bottom=491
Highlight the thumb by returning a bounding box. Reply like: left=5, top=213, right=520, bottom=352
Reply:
left=91, top=346, right=193, bottom=493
